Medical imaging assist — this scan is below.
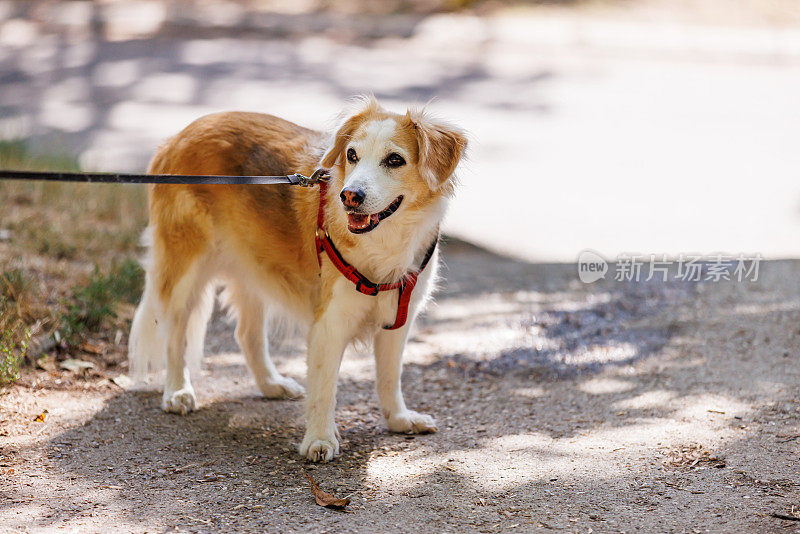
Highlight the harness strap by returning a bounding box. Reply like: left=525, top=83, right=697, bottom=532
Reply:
left=315, top=180, right=438, bottom=330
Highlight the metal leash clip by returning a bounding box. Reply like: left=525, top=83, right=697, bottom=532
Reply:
left=289, top=168, right=331, bottom=187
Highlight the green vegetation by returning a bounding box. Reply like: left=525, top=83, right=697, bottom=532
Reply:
left=0, top=139, right=149, bottom=384
left=60, top=259, right=144, bottom=343
left=0, top=139, right=80, bottom=172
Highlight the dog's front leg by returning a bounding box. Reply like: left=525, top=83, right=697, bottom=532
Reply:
left=299, top=288, right=367, bottom=462
left=374, top=325, right=437, bottom=434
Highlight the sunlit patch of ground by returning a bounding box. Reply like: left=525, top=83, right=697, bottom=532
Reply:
left=2, top=252, right=799, bottom=531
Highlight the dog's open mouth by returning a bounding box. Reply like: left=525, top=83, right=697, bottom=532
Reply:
left=346, top=196, right=404, bottom=234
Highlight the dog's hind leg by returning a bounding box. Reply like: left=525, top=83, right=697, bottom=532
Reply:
left=230, top=285, right=305, bottom=399
left=129, top=233, right=211, bottom=381
left=143, top=184, right=216, bottom=414
left=159, top=261, right=212, bottom=415
left=185, top=283, right=214, bottom=373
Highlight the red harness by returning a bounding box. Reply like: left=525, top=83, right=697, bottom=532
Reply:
left=314, top=180, right=438, bottom=330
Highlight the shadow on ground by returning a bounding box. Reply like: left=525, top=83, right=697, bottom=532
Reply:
left=4, top=240, right=799, bottom=532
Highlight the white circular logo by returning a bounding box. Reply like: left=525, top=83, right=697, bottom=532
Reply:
left=577, top=249, right=608, bottom=283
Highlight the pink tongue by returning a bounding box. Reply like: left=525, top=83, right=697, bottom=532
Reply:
left=347, top=213, right=370, bottom=227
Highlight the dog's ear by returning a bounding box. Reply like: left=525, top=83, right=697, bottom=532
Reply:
left=320, top=98, right=379, bottom=168
left=406, top=111, right=467, bottom=192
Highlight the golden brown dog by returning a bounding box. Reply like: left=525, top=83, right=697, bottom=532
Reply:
left=129, top=97, right=467, bottom=461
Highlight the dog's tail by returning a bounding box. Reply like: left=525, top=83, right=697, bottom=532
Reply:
left=129, top=271, right=166, bottom=379
left=128, top=226, right=161, bottom=379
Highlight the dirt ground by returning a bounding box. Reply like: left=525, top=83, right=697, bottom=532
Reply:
left=1, top=239, right=799, bottom=533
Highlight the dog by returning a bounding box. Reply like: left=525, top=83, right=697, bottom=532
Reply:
left=128, top=97, right=467, bottom=462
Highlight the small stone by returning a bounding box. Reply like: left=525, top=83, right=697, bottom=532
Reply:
left=60, top=359, right=95, bottom=372
left=112, top=374, right=134, bottom=390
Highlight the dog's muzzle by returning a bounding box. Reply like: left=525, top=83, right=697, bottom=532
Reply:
left=345, top=195, right=404, bottom=234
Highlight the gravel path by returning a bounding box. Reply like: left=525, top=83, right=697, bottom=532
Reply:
left=2, top=241, right=799, bottom=533
left=2, top=4, right=800, bottom=531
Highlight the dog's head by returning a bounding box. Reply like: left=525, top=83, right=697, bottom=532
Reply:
left=320, top=97, right=467, bottom=234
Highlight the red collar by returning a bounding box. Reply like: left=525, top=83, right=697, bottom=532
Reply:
left=314, top=180, right=438, bottom=330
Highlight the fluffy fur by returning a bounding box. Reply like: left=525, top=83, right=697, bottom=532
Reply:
left=128, top=97, right=467, bottom=462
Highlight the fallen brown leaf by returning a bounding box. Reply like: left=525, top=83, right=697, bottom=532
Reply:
left=33, top=410, right=48, bottom=423
left=305, top=473, right=351, bottom=510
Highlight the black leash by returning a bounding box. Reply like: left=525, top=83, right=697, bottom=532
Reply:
left=0, top=168, right=330, bottom=186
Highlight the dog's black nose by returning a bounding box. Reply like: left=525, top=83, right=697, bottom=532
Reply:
left=340, top=188, right=365, bottom=208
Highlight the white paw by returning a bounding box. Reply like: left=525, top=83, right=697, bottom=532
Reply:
left=387, top=410, right=437, bottom=434
left=258, top=376, right=305, bottom=400
left=299, top=433, right=340, bottom=463
left=161, top=388, right=197, bottom=415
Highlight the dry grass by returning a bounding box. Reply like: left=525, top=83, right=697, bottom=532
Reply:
left=0, top=140, right=148, bottom=383
left=0, top=269, right=36, bottom=384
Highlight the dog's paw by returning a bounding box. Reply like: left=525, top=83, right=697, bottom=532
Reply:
left=387, top=410, right=437, bottom=434
left=299, top=433, right=340, bottom=463
left=161, top=388, right=197, bottom=415
left=258, top=376, right=305, bottom=400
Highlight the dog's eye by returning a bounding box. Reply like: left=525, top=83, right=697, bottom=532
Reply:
left=346, top=148, right=358, bottom=164
left=385, top=153, right=405, bottom=168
